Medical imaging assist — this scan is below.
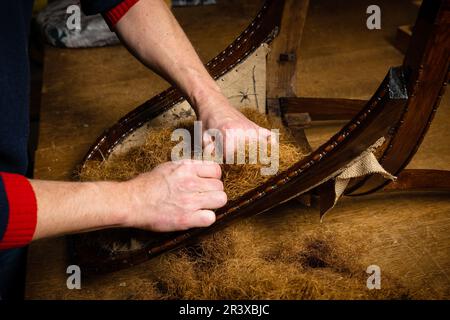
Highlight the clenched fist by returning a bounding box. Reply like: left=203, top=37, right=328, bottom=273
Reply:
left=120, top=160, right=227, bottom=232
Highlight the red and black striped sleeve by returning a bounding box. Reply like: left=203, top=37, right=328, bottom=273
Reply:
left=0, top=173, right=37, bottom=250
left=81, top=0, right=141, bottom=28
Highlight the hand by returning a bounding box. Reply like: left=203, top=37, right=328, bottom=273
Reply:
left=120, top=160, right=226, bottom=232
left=196, top=91, right=272, bottom=159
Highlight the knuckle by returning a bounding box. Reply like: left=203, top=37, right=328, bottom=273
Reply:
left=185, top=202, right=198, bottom=212
left=221, top=122, right=234, bottom=131
left=184, top=163, right=197, bottom=175
left=179, top=193, right=193, bottom=207
left=175, top=164, right=188, bottom=174
left=176, top=214, right=190, bottom=229
left=182, top=178, right=197, bottom=190
left=180, top=194, right=200, bottom=212
left=174, top=192, right=186, bottom=203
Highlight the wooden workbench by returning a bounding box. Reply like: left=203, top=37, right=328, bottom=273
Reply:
left=25, top=0, right=450, bottom=299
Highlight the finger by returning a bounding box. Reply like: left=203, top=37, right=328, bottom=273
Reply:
left=223, top=126, right=261, bottom=145
left=174, top=159, right=222, bottom=178
left=181, top=177, right=224, bottom=192
left=172, top=158, right=204, bottom=166
left=176, top=158, right=218, bottom=167
left=192, top=190, right=227, bottom=209
left=195, top=178, right=224, bottom=192
left=184, top=210, right=216, bottom=228
left=192, top=162, right=222, bottom=179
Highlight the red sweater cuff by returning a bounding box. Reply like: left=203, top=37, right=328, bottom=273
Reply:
left=0, top=173, right=37, bottom=250
left=103, top=0, right=140, bottom=29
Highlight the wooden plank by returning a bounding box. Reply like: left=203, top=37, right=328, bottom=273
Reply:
left=383, top=169, right=450, bottom=192
left=280, top=97, right=367, bottom=121
left=266, top=0, right=309, bottom=98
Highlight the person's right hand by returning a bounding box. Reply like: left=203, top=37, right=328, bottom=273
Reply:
left=120, top=160, right=226, bottom=232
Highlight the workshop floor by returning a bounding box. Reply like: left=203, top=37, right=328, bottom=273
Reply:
left=25, top=0, right=449, bottom=299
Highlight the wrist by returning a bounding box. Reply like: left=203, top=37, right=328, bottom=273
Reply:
left=183, top=69, right=223, bottom=116
left=193, top=87, right=231, bottom=122
left=92, top=181, right=129, bottom=228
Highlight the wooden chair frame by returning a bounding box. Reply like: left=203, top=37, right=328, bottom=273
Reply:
left=69, top=0, right=450, bottom=273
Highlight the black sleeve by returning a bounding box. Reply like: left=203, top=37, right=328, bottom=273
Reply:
left=80, top=0, right=124, bottom=15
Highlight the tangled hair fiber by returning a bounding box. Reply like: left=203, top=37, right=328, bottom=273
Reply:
left=77, top=108, right=413, bottom=299
left=81, top=108, right=304, bottom=201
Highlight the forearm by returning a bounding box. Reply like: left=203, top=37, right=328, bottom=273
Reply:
left=114, top=0, right=221, bottom=116
left=30, top=160, right=223, bottom=240
left=29, top=180, right=126, bottom=240
left=0, top=160, right=223, bottom=247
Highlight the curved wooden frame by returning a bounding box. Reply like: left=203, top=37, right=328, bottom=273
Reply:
left=70, top=0, right=449, bottom=273
left=345, top=0, right=450, bottom=195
